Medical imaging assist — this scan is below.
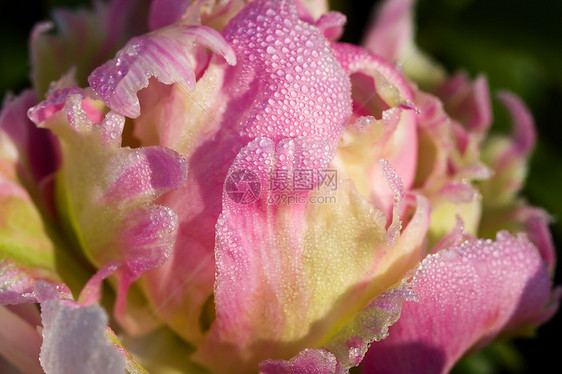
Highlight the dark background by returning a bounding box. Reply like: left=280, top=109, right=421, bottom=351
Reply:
left=1, top=0, right=560, bottom=373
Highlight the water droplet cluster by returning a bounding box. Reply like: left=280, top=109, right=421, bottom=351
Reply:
left=413, top=232, right=549, bottom=319
left=224, top=0, right=351, bottom=142
left=89, top=41, right=143, bottom=107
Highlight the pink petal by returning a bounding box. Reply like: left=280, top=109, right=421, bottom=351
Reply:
left=332, top=43, right=413, bottom=104
left=148, top=0, right=190, bottom=30
left=436, top=72, right=492, bottom=134
left=29, top=90, right=187, bottom=332
left=497, top=91, right=536, bottom=158
left=88, top=24, right=236, bottom=118
left=0, top=89, right=58, bottom=193
left=191, top=137, right=428, bottom=372
left=520, top=207, right=556, bottom=274
left=362, top=232, right=556, bottom=374
left=0, top=261, right=43, bottom=305
left=27, top=87, right=84, bottom=125
left=437, top=181, right=478, bottom=204
left=0, top=305, right=43, bottom=374
left=363, top=0, right=414, bottom=62
left=479, top=91, right=536, bottom=204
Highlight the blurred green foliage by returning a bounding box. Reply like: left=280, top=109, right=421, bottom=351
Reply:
left=0, top=0, right=560, bottom=373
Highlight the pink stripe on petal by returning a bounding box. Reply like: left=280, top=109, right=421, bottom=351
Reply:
left=497, top=91, right=536, bottom=157
left=119, top=206, right=178, bottom=274
left=520, top=207, right=556, bottom=274
left=88, top=24, right=236, bottom=118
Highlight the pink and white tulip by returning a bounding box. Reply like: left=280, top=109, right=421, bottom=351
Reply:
left=0, top=0, right=558, bottom=373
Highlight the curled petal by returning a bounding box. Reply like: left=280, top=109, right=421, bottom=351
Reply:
left=331, top=43, right=417, bottom=216
left=323, top=286, right=415, bottom=371
left=27, top=87, right=84, bottom=125
left=332, top=43, right=413, bottom=105
left=314, top=12, right=347, bottom=41
left=520, top=207, right=556, bottom=274
left=0, top=89, right=58, bottom=189
left=480, top=91, right=536, bottom=205
left=88, top=24, right=236, bottom=118
left=78, top=261, right=121, bottom=306
left=0, top=261, right=60, bottom=305
left=380, top=158, right=405, bottom=238
left=363, top=232, right=557, bottom=374
left=497, top=91, right=536, bottom=158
